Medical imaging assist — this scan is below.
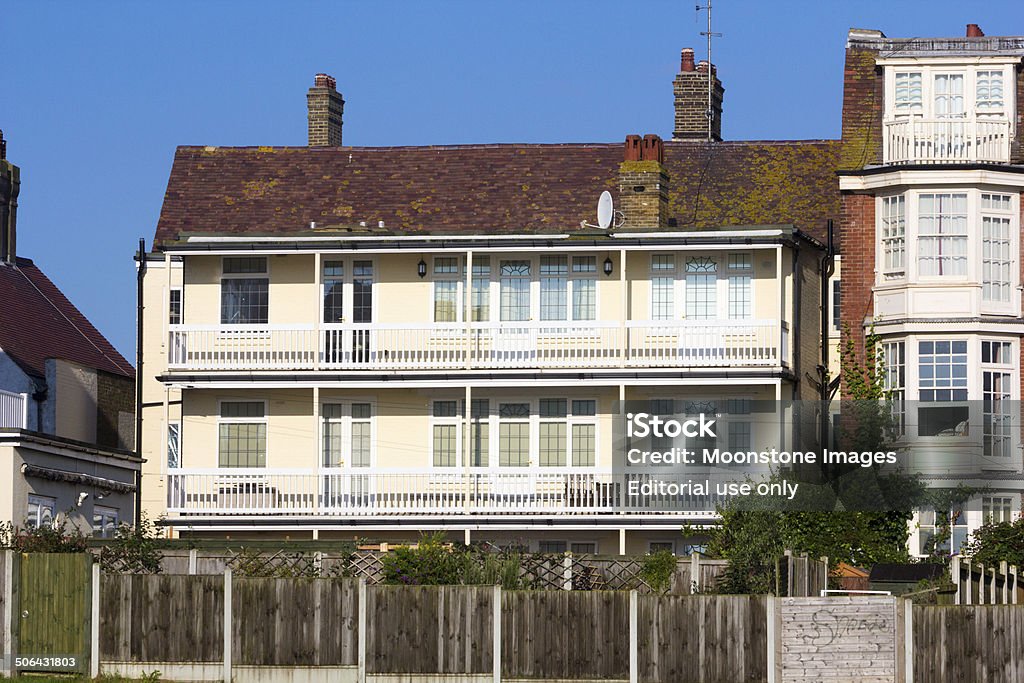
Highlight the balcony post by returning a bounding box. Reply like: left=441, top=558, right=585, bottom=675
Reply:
left=775, top=246, right=784, bottom=365
left=314, top=252, right=322, bottom=371
left=464, top=384, right=472, bottom=513
left=313, top=386, right=321, bottom=515
left=619, top=248, right=627, bottom=367
left=466, top=249, right=473, bottom=370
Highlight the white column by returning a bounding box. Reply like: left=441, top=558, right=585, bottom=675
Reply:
left=464, top=384, right=473, bottom=513
left=313, top=386, right=321, bottom=518
left=619, top=528, right=627, bottom=556
left=466, top=249, right=474, bottom=370
left=619, top=249, right=627, bottom=367
left=314, top=252, right=322, bottom=371
left=223, top=569, right=232, bottom=683
left=90, top=562, right=100, bottom=678
left=775, top=245, right=784, bottom=366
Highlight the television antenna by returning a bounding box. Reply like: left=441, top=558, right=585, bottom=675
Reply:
left=696, top=0, right=723, bottom=142
left=581, top=191, right=623, bottom=230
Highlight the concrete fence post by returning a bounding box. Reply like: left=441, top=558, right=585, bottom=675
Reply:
left=90, top=562, right=100, bottom=678
left=1012, top=565, right=1019, bottom=604
left=951, top=556, right=961, bottom=605
left=629, top=590, right=638, bottom=683
left=188, top=548, right=198, bottom=575
left=2, top=550, right=13, bottom=678
left=492, top=585, right=501, bottom=683
left=358, top=579, right=367, bottom=683
left=1001, top=561, right=1009, bottom=604
left=766, top=596, right=778, bottom=683
left=562, top=554, right=572, bottom=591
left=223, top=568, right=232, bottom=683
left=690, top=553, right=700, bottom=594
left=904, top=599, right=913, bottom=683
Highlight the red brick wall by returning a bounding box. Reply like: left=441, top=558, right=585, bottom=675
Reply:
left=839, top=47, right=883, bottom=171
left=839, top=192, right=875, bottom=396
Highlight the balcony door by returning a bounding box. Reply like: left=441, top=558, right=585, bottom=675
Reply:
left=322, top=259, right=375, bottom=365
left=322, top=402, right=374, bottom=508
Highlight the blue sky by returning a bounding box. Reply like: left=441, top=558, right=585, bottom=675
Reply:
left=5, top=0, right=1021, bottom=357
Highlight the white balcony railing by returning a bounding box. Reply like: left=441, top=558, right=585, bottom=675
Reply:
left=167, top=319, right=782, bottom=372
left=0, top=389, right=28, bottom=430
left=883, top=116, right=1011, bottom=164
left=166, top=468, right=724, bottom=517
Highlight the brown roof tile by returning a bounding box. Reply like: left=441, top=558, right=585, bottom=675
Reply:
left=0, top=258, right=134, bottom=379
left=154, top=140, right=841, bottom=246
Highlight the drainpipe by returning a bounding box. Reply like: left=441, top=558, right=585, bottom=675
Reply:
left=819, top=221, right=836, bottom=466
left=134, top=238, right=146, bottom=525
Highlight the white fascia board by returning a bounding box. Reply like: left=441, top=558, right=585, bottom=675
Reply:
left=839, top=168, right=1024, bottom=192
left=871, top=320, right=1024, bottom=335
left=876, top=56, right=1021, bottom=66
left=187, top=234, right=571, bottom=243
left=164, top=376, right=783, bottom=390
left=166, top=519, right=719, bottom=532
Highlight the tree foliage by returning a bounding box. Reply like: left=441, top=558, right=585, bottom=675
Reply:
left=962, top=515, right=1024, bottom=567
left=708, top=322, right=926, bottom=593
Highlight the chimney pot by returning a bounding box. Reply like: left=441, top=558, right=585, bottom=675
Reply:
left=680, top=48, right=695, bottom=72
left=0, top=130, right=5, bottom=160
left=641, top=134, right=664, bottom=164
left=314, top=73, right=337, bottom=90
left=966, top=23, right=984, bottom=37
left=624, top=135, right=643, bottom=162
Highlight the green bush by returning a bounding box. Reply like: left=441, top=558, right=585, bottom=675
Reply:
left=640, top=550, right=678, bottom=593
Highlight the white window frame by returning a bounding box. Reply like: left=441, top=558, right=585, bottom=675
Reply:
left=432, top=256, right=462, bottom=323
left=92, top=505, right=119, bottom=538
left=322, top=400, right=376, bottom=469
left=319, top=256, right=378, bottom=325
left=220, top=257, right=270, bottom=326
left=650, top=252, right=755, bottom=320
left=883, top=62, right=1016, bottom=121
left=430, top=399, right=462, bottom=467
left=217, top=399, right=268, bottom=468
left=26, top=494, right=56, bottom=529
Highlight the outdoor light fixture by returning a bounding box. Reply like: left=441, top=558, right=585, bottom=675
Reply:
left=603, top=257, right=613, bottom=276
left=417, top=259, right=427, bottom=278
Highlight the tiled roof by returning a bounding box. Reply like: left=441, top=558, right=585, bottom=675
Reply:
left=0, top=258, right=134, bottom=379
left=154, top=140, right=841, bottom=246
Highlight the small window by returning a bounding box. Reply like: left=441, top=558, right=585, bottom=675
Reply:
left=223, top=257, right=267, bottom=274
left=26, top=495, right=56, bottom=529
left=169, top=288, right=183, bottom=325
left=832, top=280, right=841, bottom=331
left=649, top=541, right=675, bottom=554
left=572, top=400, right=596, bottom=416
left=570, top=542, right=597, bottom=554
left=92, top=506, right=119, bottom=539
left=538, top=541, right=568, bottom=554
left=221, top=401, right=265, bottom=419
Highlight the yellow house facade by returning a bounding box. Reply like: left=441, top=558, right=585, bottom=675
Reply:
left=139, top=62, right=841, bottom=553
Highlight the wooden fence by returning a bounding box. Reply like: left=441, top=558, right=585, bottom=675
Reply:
left=778, top=550, right=829, bottom=597
left=914, top=606, right=1024, bottom=682
left=950, top=556, right=1022, bottom=605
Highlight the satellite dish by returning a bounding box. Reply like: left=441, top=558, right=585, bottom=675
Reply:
left=597, top=191, right=614, bottom=229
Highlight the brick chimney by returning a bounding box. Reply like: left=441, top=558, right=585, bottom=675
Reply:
left=307, top=73, right=344, bottom=147
left=673, top=48, right=724, bottom=141
left=0, top=130, right=20, bottom=264
left=966, top=24, right=985, bottom=37
left=618, top=134, right=670, bottom=229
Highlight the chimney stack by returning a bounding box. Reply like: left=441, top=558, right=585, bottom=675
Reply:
left=673, top=48, right=724, bottom=141
left=307, top=73, right=345, bottom=147
left=966, top=24, right=985, bottom=37
left=618, top=134, right=670, bottom=229
left=0, top=131, right=20, bottom=264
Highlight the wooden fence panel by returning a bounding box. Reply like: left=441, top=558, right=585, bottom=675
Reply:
left=366, top=585, right=492, bottom=674
left=232, top=577, right=358, bottom=666
left=502, top=590, right=629, bottom=679
left=99, top=574, right=224, bottom=662
left=637, top=595, right=767, bottom=683
left=914, top=606, right=1024, bottom=682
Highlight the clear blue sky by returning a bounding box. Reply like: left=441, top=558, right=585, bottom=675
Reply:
left=5, top=0, right=1020, bottom=358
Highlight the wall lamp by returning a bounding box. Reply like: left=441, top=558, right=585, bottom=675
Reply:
left=417, top=259, right=427, bottom=279
left=603, top=257, right=614, bottom=276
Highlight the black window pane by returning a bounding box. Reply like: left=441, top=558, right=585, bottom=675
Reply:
left=221, top=278, right=268, bottom=324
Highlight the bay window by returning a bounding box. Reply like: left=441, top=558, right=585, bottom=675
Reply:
left=982, top=340, right=1014, bottom=459
left=881, top=195, right=905, bottom=279
left=982, top=194, right=1014, bottom=303
left=917, top=340, right=968, bottom=437
left=917, top=193, right=967, bottom=277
